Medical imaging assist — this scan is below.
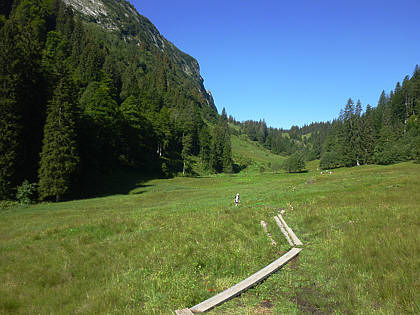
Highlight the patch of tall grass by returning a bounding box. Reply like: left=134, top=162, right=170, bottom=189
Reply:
left=1, top=162, right=419, bottom=314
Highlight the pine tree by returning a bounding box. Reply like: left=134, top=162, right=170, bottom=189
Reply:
left=181, top=132, right=193, bottom=175
left=38, top=75, right=79, bottom=201
left=222, top=131, right=233, bottom=173
left=0, top=83, right=21, bottom=199
left=360, top=105, right=376, bottom=164
left=199, top=125, right=211, bottom=170
left=373, top=103, right=398, bottom=165
left=283, top=152, right=305, bottom=173
left=0, top=19, right=45, bottom=198
left=210, top=124, right=224, bottom=172
left=353, top=100, right=363, bottom=165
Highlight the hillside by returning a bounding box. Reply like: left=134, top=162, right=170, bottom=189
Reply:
left=63, top=0, right=216, bottom=111
left=235, top=68, right=420, bottom=167
left=0, top=0, right=228, bottom=201
left=231, top=133, right=285, bottom=173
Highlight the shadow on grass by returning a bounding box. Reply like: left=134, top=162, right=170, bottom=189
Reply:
left=286, top=170, right=309, bottom=174
left=76, top=167, right=160, bottom=199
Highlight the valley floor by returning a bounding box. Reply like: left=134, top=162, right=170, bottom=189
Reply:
left=1, top=162, right=419, bottom=314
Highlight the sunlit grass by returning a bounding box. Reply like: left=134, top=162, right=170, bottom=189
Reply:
left=1, top=162, right=419, bottom=314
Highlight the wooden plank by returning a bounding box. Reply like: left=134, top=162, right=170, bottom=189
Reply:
left=175, top=308, right=194, bottom=315
left=189, top=247, right=302, bottom=313
left=260, top=220, right=277, bottom=246
left=274, top=215, right=294, bottom=247
left=277, top=214, right=303, bottom=246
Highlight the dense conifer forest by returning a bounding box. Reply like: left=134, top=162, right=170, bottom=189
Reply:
left=0, top=0, right=232, bottom=201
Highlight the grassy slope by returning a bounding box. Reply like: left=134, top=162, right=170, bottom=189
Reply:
left=1, top=137, right=419, bottom=314
left=231, top=133, right=285, bottom=173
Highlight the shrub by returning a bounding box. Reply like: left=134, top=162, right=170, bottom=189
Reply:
left=16, top=180, right=37, bottom=205
left=320, top=151, right=342, bottom=170
left=270, top=161, right=282, bottom=173
left=282, top=153, right=305, bottom=173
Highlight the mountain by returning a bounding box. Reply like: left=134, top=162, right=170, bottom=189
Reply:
left=63, top=0, right=216, bottom=112
left=0, top=0, right=232, bottom=201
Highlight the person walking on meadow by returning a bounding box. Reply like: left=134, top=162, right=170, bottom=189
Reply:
left=234, top=193, right=240, bottom=207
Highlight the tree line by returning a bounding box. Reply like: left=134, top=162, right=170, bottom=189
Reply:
left=234, top=66, right=420, bottom=170
left=0, top=0, right=232, bottom=202
left=320, top=69, right=420, bottom=169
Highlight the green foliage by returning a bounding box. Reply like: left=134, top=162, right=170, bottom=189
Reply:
left=38, top=75, right=79, bottom=201
left=282, top=152, right=305, bottom=173
left=0, top=13, right=46, bottom=198
left=239, top=65, right=420, bottom=171
left=199, top=126, right=212, bottom=170
left=16, top=180, right=37, bottom=204
left=181, top=133, right=193, bottom=175
left=320, top=151, right=342, bottom=170
left=210, top=110, right=233, bottom=173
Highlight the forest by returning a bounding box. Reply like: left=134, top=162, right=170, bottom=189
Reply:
left=0, top=0, right=233, bottom=201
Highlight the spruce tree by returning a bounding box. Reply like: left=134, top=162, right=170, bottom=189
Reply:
left=222, top=132, right=233, bottom=173
left=0, top=85, right=20, bottom=199
left=210, top=124, right=224, bottom=172
left=199, top=126, right=211, bottom=170
left=0, top=19, right=45, bottom=198
left=38, top=75, right=79, bottom=201
left=360, top=105, right=376, bottom=164
left=181, top=132, right=193, bottom=175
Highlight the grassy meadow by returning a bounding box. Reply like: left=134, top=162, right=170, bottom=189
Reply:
left=1, top=139, right=419, bottom=314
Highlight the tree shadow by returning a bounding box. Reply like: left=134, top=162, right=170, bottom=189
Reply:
left=75, top=167, right=160, bottom=199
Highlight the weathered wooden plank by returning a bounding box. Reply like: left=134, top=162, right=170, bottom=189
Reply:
left=175, top=308, right=194, bottom=315
left=189, top=247, right=302, bottom=313
left=274, top=215, right=294, bottom=247
left=277, top=214, right=303, bottom=246
left=260, top=220, right=277, bottom=246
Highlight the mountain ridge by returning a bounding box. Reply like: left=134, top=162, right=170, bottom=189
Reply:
left=63, top=0, right=216, bottom=111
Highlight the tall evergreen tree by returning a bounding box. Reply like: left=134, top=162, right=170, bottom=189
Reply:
left=199, top=125, right=211, bottom=170
left=0, top=18, right=45, bottom=198
left=38, top=75, right=79, bottom=201
left=181, top=132, right=193, bottom=175
left=222, top=131, right=233, bottom=173
left=360, top=104, right=376, bottom=164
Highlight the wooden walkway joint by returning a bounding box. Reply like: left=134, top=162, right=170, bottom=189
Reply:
left=274, top=215, right=294, bottom=247
left=275, top=214, right=303, bottom=246
left=260, top=220, right=277, bottom=246
left=189, top=247, right=302, bottom=313
left=175, top=212, right=304, bottom=314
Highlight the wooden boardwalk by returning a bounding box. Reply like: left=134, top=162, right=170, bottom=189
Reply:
left=175, top=212, right=303, bottom=313
left=274, top=215, right=294, bottom=246
left=276, top=214, right=303, bottom=246
left=189, top=247, right=302, bottom=313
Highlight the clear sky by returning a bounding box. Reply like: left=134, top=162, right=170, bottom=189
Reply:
left=131, top=0, right=420, bottom=129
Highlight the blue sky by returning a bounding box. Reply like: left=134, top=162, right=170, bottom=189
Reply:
left=132, top=0, right=420, bottom=129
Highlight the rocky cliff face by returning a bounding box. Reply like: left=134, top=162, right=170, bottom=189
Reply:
left=63, top=0, right=216, bottom=111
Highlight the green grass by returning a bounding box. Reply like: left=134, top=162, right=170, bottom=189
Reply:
left=1, top=160, right=419, bottom=314
left=231, top=133, right=285, bottom=172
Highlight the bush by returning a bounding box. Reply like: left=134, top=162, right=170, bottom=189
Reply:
left=16, top=180, right=37, bottom=205
left=320, top=151, right=342, bottom=170
left=270, top=161, right=282, bottom=173
left=282, top=153, right=305, bottom=173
